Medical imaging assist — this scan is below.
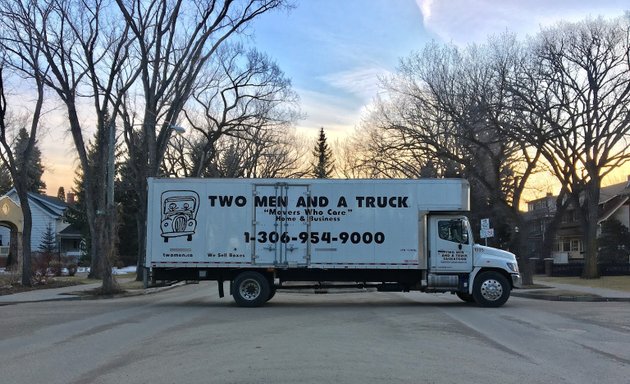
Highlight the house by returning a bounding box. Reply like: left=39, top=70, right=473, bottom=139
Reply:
left=0, top=189, right=82, bottom=268
left=525, top=178, right=630, bottom=263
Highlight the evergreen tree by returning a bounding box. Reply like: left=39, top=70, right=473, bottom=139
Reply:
left=419, top=159, right=438, bottom=178
left=311, top=127, right=334, bottom=178
left=65, top=170, right=90, bottom=267
left=57, top=186, right=65, bottom=201
left=65, top=133, right=104, bottom=269
left=14, top=128, right=46, bottom=193
left=0, top=163, right=11, bottom=195
left=598, top=219, right=630, bottom=264
left=115, top=156, right=140, bottom=267
left=38, top=222, right=57, bottom=255
left=38, top=222, right=61, bottom=276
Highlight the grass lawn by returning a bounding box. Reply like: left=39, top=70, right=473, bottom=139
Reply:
left=0, top=273, right=89, bottom=296
left=0, top=271, right=142, bottom=296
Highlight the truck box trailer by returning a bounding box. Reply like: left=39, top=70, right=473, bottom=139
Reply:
left=145, top=178, right=522, bottom=307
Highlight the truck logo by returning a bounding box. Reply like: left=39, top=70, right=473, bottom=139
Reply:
left=160, top=190, right=199, bottom=242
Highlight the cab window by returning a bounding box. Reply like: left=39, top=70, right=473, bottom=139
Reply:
left=438, top=219, right=469, bottom=244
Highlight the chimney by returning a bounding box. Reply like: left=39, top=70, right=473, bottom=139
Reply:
left=66, top=192, right=75, bottom=205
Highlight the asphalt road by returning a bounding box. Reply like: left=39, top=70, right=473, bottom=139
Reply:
left=1, top=283, right=629, bottom=384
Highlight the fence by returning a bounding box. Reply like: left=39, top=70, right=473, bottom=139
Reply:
left=547, top=262, right=630, bottom=277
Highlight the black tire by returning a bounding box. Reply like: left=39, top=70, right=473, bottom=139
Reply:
left=472, top=271, right=510, bottom=307
left=456, top=291, right=475, bottom=303
left=232, top=271, right=270, bottom=307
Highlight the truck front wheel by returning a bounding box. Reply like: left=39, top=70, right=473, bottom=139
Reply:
left=456, top=291, right=475, bottom=303
left=472, top=271, right=510, bottom=307
left=232, top=271, right=270, bottom=307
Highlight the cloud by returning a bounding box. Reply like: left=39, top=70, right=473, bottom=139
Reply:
left=294, top=87, right=369, bottom=137
left=415, top=0, right=628, bottom=45
left=294, top=64, right=396, bottom=138
left=319, top=66, right=391, bottom=102
left=418, top=0, right=434, bottom=24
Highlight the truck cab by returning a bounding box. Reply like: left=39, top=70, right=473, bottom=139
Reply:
left=427, top=215, right=522, bottom=306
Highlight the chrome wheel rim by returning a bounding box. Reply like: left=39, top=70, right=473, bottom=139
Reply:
left=239, top=279, right=261, bottom=301
left=480, top=279, right=503, bottom=301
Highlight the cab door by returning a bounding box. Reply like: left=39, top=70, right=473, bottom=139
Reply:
left=429, top=216, right=473, bottom=272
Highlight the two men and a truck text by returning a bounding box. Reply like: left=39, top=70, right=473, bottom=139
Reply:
left=145, top=178, right=522, bottom=307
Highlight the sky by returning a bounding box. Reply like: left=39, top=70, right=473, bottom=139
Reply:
left=38, top=0, right=629, bottom=196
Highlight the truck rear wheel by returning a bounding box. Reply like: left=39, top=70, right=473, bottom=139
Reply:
left=472, top=271, right=510, bottom=307
left=232, top=271, right=270, bottom=307
left=266, top=286, right=277, bottom=302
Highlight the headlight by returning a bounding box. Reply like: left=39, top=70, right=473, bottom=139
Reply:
left=507, top=262, right=519, bottom=272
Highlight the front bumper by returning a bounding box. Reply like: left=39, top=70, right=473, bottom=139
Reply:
left=511, top=273, right=522, bottom=289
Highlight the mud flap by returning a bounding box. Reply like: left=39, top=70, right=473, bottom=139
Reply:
left=218, top=278, right=225, bottom=298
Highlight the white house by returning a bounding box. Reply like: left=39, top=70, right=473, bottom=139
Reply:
left=0, top=189, right=82, bottom=268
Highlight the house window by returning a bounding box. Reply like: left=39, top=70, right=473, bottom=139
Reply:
left=554, top=241, right=568, bottom=252
left=570, top=239, right=581, bottom=252
left=562, top=211, right=575, bottom=224
left=563, top=240, right=570, bottom=252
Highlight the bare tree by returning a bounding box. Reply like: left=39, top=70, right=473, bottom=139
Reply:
left=508, top=17, right=630, bottom=278
left=162, top=127, right=308, bottom=178
left=247, top=129, right=309, bottom=178
left=356, top=36, right=541, bottom=283
left=0, top=0, right=139, bottom=292
left=346, top=109, right=452, bottom=179
left=114, top=0, right=289, bottom=279
left=182, top=44, right=300, bottom=176
left=0, top=57, right=45, bottom=286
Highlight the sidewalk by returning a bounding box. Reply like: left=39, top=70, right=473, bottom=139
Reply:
left=0, top=278, right=183, bottom=305
left=513, top=278, right=630, bottom=302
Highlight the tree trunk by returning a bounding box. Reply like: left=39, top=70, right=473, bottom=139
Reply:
left=514, top=225, right=533, bottom=286
left=581, top=184, right=600, bottom=279
left=501, top=204, right=532, bottom=286
left=91, top=217, right=106, bottom=280
left=88, top=245, right=101, bottom=279
left=135, top=177, right=149, bottom=281
left=65, top=106, right=104, bottom=280
left=99, top=206, right=119, bottom=294
left=16, top=187, right=32, bottom=286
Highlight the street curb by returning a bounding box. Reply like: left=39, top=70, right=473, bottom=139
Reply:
left=68, top=280, right=187, bottom=300
left=512, top=291, right=630, bottom=302
left=0, top=296, right=82, bottom=306
left=0, top=281, right=186, bottom=306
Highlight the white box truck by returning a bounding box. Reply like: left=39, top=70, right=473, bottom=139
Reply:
left=145, top=178, right=522, bottom=307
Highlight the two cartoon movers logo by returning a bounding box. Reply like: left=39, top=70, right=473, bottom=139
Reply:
left=160, top=191, right=199, bottom=242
